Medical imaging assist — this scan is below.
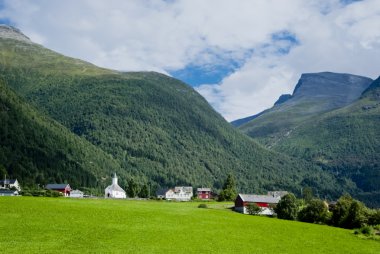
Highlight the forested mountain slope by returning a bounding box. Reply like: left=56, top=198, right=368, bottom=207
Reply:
left=234, top=73, right=380, bottom=206
left=0, top=25, right=357, bottom=197
left=0, top=80, right=122, bottom=189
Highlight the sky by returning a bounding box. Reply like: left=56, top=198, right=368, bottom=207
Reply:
left=0, top=0, right=380, bottom=121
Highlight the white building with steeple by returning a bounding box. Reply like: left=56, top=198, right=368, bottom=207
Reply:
left=105, top=173, right=126, bottom=199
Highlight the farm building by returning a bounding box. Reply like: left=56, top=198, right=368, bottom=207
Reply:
left=105, top=173, right=126, bottom=199
left=235, top=194, right=283, bottom=215
left=0, top=189, right=19, bottom=196
left=156, top=188, right=169, bottom=199
left=197, top=188, right=212, bottom=200
left=160, top=186, right=193, bottom=201
left=45, top=184, right=72, bottom=197
left=70, top=189, right=84, bottom=198
left=0, top=179, right=21, bottom=191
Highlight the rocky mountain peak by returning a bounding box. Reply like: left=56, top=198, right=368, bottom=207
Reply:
left=0, top=25, right=32, bottom=43
left=291, top=72, right=373, bottom=106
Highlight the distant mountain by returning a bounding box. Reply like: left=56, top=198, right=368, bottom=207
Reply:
left=0, top=25, right=355, bottom=197
left=0, top=79, right=122, bottom=189
left=234, top=73, right=380, bottom=206
left=235, top=72, right=372, bottom=142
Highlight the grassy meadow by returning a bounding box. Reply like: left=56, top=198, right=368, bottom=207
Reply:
left=0, top=197, right=379, bottom=253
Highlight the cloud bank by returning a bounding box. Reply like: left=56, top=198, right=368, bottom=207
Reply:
left=1, top=0, right=379, bottom=120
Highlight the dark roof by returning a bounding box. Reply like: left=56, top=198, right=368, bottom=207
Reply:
left=156, top=188, right=170, bottom=196
left=0, top=179, right=17, bottom=184
left=0, top=189, right=18, bottom=194
left=238, top=194, right=281, bottom=204
left=45, top=184, right=71, bottom=190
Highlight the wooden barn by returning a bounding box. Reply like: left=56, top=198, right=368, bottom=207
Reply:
left=235, top=194, right=282, bottom=215
left=45, top=184, right=72, bottom=197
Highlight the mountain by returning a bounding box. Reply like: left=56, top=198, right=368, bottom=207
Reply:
left=0, top=25, right=357, bottom=197
left=0, top=79, right=122, bottom=190
left=234, top=73, right=380, bottom=206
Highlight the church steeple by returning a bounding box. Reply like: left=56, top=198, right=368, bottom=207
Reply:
left=112, top=173, right=118, bottom=185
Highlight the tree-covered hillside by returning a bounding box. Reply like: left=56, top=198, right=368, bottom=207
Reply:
left=0, top=80, right=122, bottom=189
left=235, top=74, right=380, bottom=206
left=0, top=27, right=358, bottom=197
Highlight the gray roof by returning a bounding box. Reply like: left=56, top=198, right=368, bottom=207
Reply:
left=197, top=188, right=211, bottom=192
left=105, top=183, right=125, bottom=193
left=174, top=186, right=192, bottom=193
left=46, top=184, right=71, bottom=190
left=239, top=194, right=281, bottom=204
left=267, top=191, right=288, bottom=198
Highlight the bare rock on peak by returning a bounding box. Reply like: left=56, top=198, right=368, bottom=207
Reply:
left=0, top=25, right=32, bottom=43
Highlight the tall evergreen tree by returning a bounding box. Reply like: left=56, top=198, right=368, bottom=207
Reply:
left=218, top=174, right=237, bottom=201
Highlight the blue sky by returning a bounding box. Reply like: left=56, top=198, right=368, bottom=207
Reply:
left=0, top=0, right=379, bottom=121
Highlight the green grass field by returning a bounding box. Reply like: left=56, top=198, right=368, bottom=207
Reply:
left=0, top=197, right=378, bottom=253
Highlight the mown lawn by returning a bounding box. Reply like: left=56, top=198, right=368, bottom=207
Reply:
left=0, top=197, right=378, bottom=253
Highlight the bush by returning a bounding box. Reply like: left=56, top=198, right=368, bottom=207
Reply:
left=246, top=203, right=261, bottom=215
left=359, top=225, right=374, bottom=236
left=368, top=209, right=380, bottom=226
left=298, top=199, right=329, bottom=224
left=274, top=193, right=299, bottom=220
left=331, top=194, right=368, bottom=229
left=198, top=204, right=208, bottom=209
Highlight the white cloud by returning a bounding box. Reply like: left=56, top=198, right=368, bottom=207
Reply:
left=1, top=0, right=380, bottom=121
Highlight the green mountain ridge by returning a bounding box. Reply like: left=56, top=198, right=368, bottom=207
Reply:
left=235, top=74, right=380, bottom=206
left=0, top=26, right=358, bottom=198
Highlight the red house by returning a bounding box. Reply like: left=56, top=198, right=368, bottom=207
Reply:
left=197, top=188, right=212, bottom=200
left=235, top=194, right=282, bottom=215
left=45, top=184, right=72, bottom=197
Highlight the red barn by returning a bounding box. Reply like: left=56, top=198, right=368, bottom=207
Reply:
left=235, top=194, right=282, bottom=215
left=45, top=184, right=72, bottom=197
left=197, top=188, right=212, bottom=200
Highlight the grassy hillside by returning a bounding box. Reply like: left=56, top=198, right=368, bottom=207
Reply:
left=0, top=29, right=357, bottom=197
left=238, top=77, right=380, bottom=206
left=0, top=80, right=122, bottom=189
left=0, top=197, right=378, bottom=253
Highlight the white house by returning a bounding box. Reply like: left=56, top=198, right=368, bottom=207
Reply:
left=70, top=189, right=84, bottom=198
left=0, top=179, right=21, bottom=191
left=165, top=186, right=193, bottom=201
left=0, top=189, right=19, bottom=196
left=105, top=173, right=126, bottom=199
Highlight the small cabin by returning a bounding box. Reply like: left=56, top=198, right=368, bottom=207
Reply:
left=70, top=189, right=84, bottom=198
left=45, top=184, right=72, bottom=197
left=197, top=188, right=212, bottom=200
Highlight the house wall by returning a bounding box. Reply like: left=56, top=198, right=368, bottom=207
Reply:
left=197, top=191, right=211, bottom=199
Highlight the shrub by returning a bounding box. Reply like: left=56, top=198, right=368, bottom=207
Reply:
left=331, top=194, right=368, bottom=229
left=368, top=209, right=380, bottom=226
left=298, top=199, right=329, bottom=224
left=246, top=203, right=261, bottom=215
left=198, top=204, right=208, bottom=209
